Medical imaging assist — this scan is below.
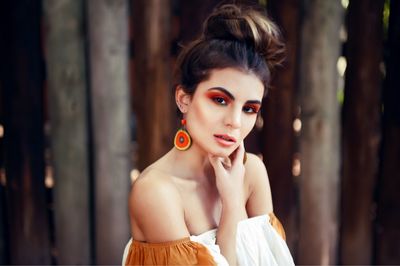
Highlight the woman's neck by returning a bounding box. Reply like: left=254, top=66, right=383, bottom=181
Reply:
left=167, top=143, right=215, bottom=182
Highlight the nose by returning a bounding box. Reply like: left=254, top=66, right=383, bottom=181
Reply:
left=225, top=107, right=241, bottom=129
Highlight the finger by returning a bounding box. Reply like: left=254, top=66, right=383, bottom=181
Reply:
left=231, top=142, right=245, bottom=167
left=221, top=156, right=232, bottom=169
left=208, top=154, right=226, bottom=175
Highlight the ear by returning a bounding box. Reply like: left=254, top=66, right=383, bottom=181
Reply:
left=175, top=85, right=192, bottom=113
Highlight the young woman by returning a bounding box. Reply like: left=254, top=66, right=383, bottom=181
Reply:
left=123, top=3, right=294, bottom=266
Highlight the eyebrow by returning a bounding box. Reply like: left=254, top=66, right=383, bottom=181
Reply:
left=207, top=87, right=262, bottom=105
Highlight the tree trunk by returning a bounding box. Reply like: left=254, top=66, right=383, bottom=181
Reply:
left=264, top=0, right=300, bottom=255
left=133, top=0, right=172, bottom=171
left=87, top=0, right=131, bottom=263
left=42, top=0, right=92, bottom=263
left=298, top=0, right=343, bottom=264
left=0, top=0, right=51, bottom=263
left=340, top=0, right=384, bottom=264
left=376, top=0, right=400, bottom=264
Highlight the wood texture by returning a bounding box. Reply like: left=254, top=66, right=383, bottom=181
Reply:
left=43, top=0, right=91, bottom=263
left=264, top=0, right=300, bottom=255
left=179, top=0, right=221, bottom=44
left=375, top=0, right=400, bottom=263
left=1, top=0, right=51, bottom=263
left=340, top=0, right=384, bottom=264
left=133, top=0, right=173, bottom=170
left=298, top=0, right=343, bottom=264
left=0, top=1, right=8, bottom=262
left=87, top=0, right=131, bottom=263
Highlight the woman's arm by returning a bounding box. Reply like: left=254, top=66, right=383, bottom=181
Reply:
left=129, top=171, right=190, bottom=242
left=216, top=199, right=247, bottom=265
left=244, top=153, right=273, bottom=217
left=208, top=143, right=248, bottom=265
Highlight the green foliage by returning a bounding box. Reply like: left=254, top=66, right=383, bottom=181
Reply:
left=258, top=0, right=267, bottom=8
left=337, top=87, right=345, bottom=106
left=383, top=0, right=390, bottom=40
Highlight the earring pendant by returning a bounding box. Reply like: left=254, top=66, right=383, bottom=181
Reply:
left=174, top=119, right=192, bottom=151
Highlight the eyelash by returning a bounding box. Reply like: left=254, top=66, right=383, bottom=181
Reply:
left=211, top=97, right=259, bottom=114
left=212, top=96, right=228, bottom=105
left=243, top=105, right=259, bottom=114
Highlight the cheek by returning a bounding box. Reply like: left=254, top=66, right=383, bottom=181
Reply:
left=186, top=101, right=218, bottom=133
left=241, top=117, right=257, bottom=138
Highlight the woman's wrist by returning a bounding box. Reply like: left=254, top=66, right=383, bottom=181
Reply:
left=221, top=200, right=247, bottom=220
left=220, top=193, right=245, bottom=207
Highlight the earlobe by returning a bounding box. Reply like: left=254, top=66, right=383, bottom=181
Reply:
left=175, top=85, right=191, bottom=113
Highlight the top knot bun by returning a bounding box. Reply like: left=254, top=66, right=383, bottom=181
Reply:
left=202, top=4, right=285, bottom=72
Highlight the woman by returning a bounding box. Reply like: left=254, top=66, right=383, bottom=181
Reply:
left=123, top=3, right=294, bottom=266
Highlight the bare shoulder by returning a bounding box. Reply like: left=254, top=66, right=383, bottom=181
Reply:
left=244, top=153, right=269, bottom=184
left=245, top=152, right=266, bottom=171
left=244, top=153, right=273, bottom=216
left=129, top=168, right=189, bottom=242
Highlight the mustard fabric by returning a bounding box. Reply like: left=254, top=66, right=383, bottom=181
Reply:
left=268, top=212, right=286, bottom=241
left=125, top=237, right=217, bottom=265
left=125, top=212, right=286, bottom=265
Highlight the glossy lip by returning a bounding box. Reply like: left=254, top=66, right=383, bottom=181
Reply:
left=213, top=134, right=237, bottom=147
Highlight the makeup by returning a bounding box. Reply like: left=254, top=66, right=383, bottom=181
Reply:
left=213, top=134, right=237, bottom=147
left=206, top=87, right=261, bottom=114
left=243, top=103, right=261, bottom=114
left=206, top=91, right=231, bottom=105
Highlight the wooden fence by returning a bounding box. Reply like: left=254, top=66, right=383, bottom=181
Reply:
left=0, top=0, right=399, bottom=264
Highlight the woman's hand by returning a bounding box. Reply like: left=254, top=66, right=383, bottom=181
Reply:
left=209, top=142, right=247, bottom=265
left=208, top=142, right=246, bottom=208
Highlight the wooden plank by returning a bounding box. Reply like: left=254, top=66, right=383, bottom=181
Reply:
left=0, top=179, right=8, bottom=264
left=297, top=0, right=343, bottom=264
left=375, top=0, right=400, bottom=263
left=87, top=0, right=131, bottom=263
left=132, top=0, right=173, bottom=171
left=264, top=0, right=300, bottom=255
left=1, top=0, right=51, bottom=263
left=179, top=0, right=221, bottom=44
left=0, top=1, right=8, bottom=262
left=340, top=0, right=384, bottom=264
left=42, top=0, right=92, bottom=263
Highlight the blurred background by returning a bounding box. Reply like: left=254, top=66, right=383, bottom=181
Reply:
left=0, top=0, right=399, bottom=264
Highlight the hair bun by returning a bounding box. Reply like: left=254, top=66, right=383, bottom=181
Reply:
left=203, top=4, right=285, bottom=72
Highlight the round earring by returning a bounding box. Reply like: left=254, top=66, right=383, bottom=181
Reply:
left=174, top=119, right=192, bottom=151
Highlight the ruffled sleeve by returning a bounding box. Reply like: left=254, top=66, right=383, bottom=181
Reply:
left=235, top=213, right=294, bottom=266
left=122, top=236, right=221, bottom=265
left=122, top=213, right=292, bottom=266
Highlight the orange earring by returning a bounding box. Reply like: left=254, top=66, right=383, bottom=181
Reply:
left=174, top=119, right=192, bottom=151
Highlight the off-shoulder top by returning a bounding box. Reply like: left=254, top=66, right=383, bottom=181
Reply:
left=122, top=213, right=294, bottom=265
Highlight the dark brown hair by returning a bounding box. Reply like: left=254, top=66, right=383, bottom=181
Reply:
left=175, top=3, right=285, bottom=97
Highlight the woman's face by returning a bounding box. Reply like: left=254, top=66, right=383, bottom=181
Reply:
left=182, top=67, right=264, bottom=157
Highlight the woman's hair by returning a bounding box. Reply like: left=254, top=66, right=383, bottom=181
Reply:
left=174, top=3, right=285, bottom=97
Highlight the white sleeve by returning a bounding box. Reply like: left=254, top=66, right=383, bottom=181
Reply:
left=121, top=238, right=132, bottom=266
left=236, top=215, right=295, bottom=266
left=190, top=231, right=229, bottom=266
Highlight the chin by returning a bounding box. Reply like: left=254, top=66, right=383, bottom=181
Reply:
left=209, top=147, right=236, bottom=158
left=210, top=151, right=228, bottom=158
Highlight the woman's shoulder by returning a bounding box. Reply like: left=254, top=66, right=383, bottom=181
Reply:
left=244, top=152, right=269, bottom=183
left=129, top=167, right=190, bottom=242
left=243, top=152, right=273, bottom=215
left=130, top=167, right=180, bottom=206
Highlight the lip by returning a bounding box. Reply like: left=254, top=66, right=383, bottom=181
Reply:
left=213, top=134, right=237, bottom=147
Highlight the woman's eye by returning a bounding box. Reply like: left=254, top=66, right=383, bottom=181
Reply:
left=213, top=97, right=227, bottom=105
left=243, top=106, right=259, bottom=114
